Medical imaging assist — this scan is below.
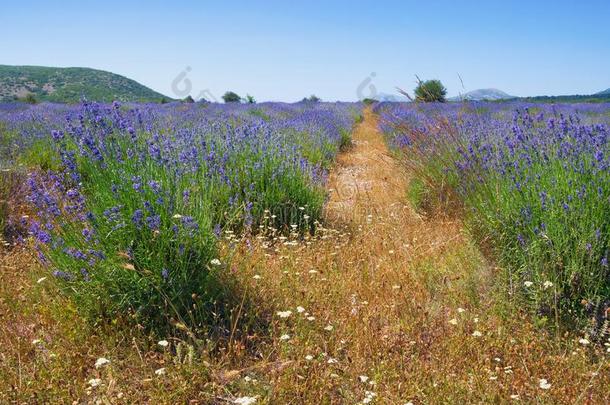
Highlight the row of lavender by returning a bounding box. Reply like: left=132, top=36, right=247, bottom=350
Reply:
left=377, top=101, right=610, bottom=326
left=1, top=100, right=361, bottom=332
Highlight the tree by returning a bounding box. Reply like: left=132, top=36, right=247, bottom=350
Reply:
left=414, top=79, right=447, bottom=103
left=22, top=93, right=38, bottom=104
left=222, top=91, right=241, bottom=103
left=245, top=94, right=256, bottom=104
left=302, top=94, right=321, bottom=103
left=183, top=95, right=195, bottom=103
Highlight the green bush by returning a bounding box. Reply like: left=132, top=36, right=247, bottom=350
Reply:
left=222, top=91, right=241, bottom=103
left=414, top=79, right=447, bottom=103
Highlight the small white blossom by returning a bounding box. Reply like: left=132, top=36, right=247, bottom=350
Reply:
left=158, top=339, right=169, bottom=347
left=88, top=378, right=102, bottom=388
left=234, top=397, right=257, bottom=405
left=276, top=310, right=292, bottom=318
left=95, top=357, right=111, bottom=368
left=543, top=281, right=553, bottom=289
left=32, top=339, right=43, bottom=345
left=359, top=375, right=369, bottom=383
left=539, top=378, right=551, bottom=390
left=448, top=318, right=458, bottom=325
left=457, top=307, right=466, bottom=313
left=172, top=214, right=183, bottom=219
left=296, top=306, right=306, bottom=313
left=253, top=275, right=261, bottom=280
left=210, top=259, right=222, bottom=266
left=524, top=281, right=533, bottom=287
left=306, top=316, right=315, bottom=321
left=279, top=334, right=290, bottom=341
left=36, top=277, right=47, bottom=284
left=578, top=338, right=590, bottom=345
left=305, top=354, right=314, bottom=361
left=472, top=330, right=483, bottom=337
left=155, top=367, right=166, bottom=376
left=324, top=325, right=334, bottom=331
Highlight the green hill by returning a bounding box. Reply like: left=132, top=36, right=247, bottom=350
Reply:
left=0, top=65, right=172, bottom=103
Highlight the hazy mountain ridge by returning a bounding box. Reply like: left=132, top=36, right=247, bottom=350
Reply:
left=0, top=65, right=171, bottom=103
left=450, top=88, right=516, bottom=101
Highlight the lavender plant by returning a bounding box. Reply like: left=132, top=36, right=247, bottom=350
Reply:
left=379, top=101, right=610, bottom=325
left=15, top=100, right=360, bottom=332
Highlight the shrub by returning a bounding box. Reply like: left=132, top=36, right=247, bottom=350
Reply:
left=222, top=91, right=241, bottom=103
left=245, top=94, right=256, bottom=104
left=414, top=79, right=447, bottom=103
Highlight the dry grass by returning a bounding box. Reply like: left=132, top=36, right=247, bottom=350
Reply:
left=0, top=109, right=608, bottom=404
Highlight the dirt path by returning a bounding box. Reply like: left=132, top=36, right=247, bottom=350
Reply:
left=326, top=107, right=416, bottom=223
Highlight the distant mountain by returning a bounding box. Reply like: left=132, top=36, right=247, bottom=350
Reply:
left=450, top=88, right=516, bottom=101
left=596, top=88, right=610, bottom=95
left=371, top=92, right=410, bottom=102
left=0, top=65, right=171, bottom=103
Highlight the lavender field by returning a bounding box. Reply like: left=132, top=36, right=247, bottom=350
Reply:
left=1, top=97, right=610, bottom=403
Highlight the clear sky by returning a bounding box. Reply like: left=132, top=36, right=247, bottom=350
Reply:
left=2, top=0, right=609, bottom=101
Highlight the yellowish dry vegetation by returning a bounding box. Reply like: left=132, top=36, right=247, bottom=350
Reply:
left=1, top=109, right=608, bottom=404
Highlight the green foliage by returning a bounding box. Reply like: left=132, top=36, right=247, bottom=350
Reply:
left=406, top=177, right=429, bottom=213
left=222, top=91, right=241, bottom=103
left=0, top=65, right=172, bottom=103
left=18, top=139, right=61, bottom=172
left=183, top=95, right=195, bottom=103
left=22, top=93, right=38, bottom=104
left=245, top=94, right=256, bottom=104
left=414, top=79, right=447, bottom=103
left=362, top=98, right=377, bottom=105
left=302, top=95, right=321, bottom=103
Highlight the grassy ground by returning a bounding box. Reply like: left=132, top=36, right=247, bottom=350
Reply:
left=1, top=109, right=608, bottom=404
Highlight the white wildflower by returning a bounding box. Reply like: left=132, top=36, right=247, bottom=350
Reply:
left=155, top=367, right=166, bottom=376
left=543, top=281, right=553, bottom=289
left=359, top=375, right=369, bottom=383
left=324, top=325, right=334, bottom=331
left=95, top=357, right=111, bottom=368
left=88, top=378, right=102, bottom=388
left=448, top=318, right=458, bottom=325
left=305, top=354, right=314, bottom=361
left=158, top=339, right=169, bottom=347
left=510, top=394, right=519, bottom=400
left=306, top=316, right=316, bottom=321
left=524, top=281, right=533, bottom=287
left=296, top=306, right=306, bottom=313
left=36, top=277, right=47, bottom=284
left=31, top=339, right=43, bottom=345
left=276, top=310, right=292, bottom=318
left=457, top=307, right=466, bottom=313
left=172, top=214, right=183, bottom=219
left=539, top=378, right=551, bottom=390
left=472, top=330, right=483, bottom=337
left=253, top=275, right=261, bottom=280
left=578, top=338, right=590, bottom=345
left=279, top=334, right=290, bottom=341
left=210, top=259, right=221, bottom=266
left=234, top=397, right=257, bottom=405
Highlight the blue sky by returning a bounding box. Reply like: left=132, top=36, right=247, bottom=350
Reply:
left=2, top=0, right=609, bottom=101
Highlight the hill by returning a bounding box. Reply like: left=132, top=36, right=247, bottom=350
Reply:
left=596, top=88, right=610, bottom=95
left=0, top=65, right=171, bottom=103
left=450, top=88, right=515, bottom=101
